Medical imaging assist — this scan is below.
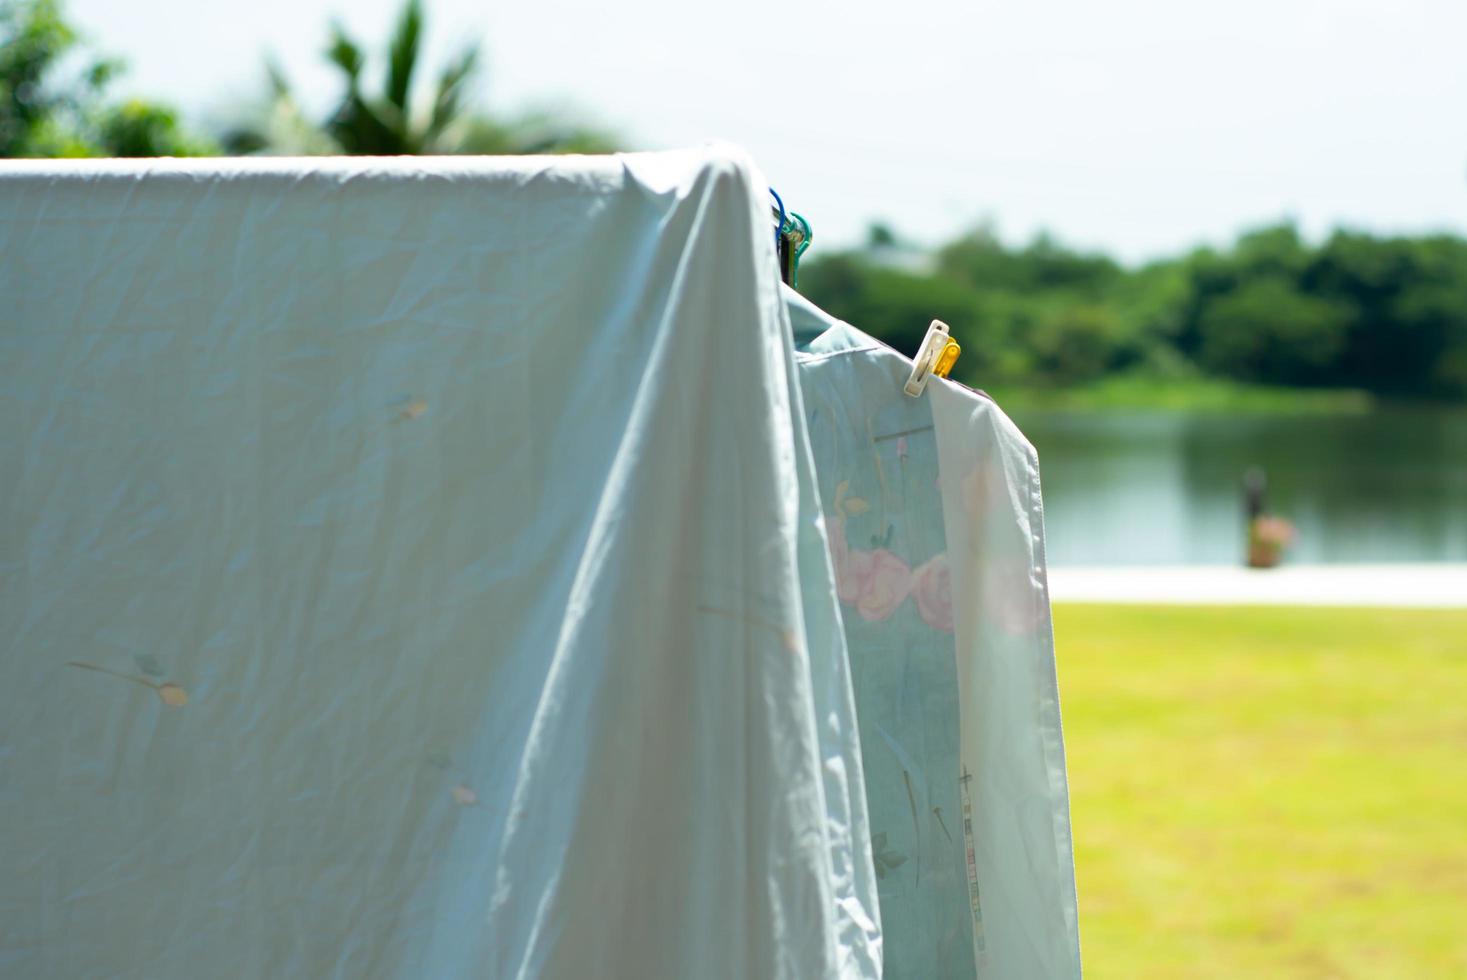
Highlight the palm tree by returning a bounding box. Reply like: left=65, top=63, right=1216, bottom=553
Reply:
left=224, top=0, right=616, bottom=156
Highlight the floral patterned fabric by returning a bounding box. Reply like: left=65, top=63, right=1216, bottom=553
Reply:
left=790, top=288, right=1082, bottom=980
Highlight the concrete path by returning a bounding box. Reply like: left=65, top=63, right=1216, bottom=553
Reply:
left=1047, top=563, right=1467, bottom=608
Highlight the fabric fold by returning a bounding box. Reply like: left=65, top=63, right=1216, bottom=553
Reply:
left=789, top=288, right=1081, bottom=979
left=0, top=148, right=875, bottom=979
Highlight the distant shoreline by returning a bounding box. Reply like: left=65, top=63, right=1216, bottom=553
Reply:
left=988, top=376, right=1387, bottom=415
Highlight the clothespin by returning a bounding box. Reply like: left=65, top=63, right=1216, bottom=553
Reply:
left=785, top=212, right=812, bottom=288
left=768, top=187, right=814, bottom=287
left=903, top=320, right=962, bottom=397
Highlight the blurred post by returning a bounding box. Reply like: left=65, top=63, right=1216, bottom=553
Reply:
left=1244, top=467, right=1296, bottom=568
left=1243, top=467, right=1266, bottom=522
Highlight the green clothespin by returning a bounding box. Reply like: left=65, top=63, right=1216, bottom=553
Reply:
left=787, top=212, right=812, bottom=288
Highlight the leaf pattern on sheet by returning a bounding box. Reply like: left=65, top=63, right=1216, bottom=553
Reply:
left=933, top=806, right=953, bottom=843
left=67, top=662, right=188, bottom=707
left=156, top=683, right=189, bottom=706
left=134, top=653, right=165, bottom=678
left=392, top=396, right=429, bottom=422
left=871, top=831, right=909, bottom=880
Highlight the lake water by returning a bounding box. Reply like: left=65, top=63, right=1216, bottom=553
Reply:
left=1008, top=406, right=1467, bottom=567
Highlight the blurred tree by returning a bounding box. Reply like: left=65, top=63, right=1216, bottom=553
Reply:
left=0, top=0, right=212, bottom=156
left=800, top=254, right=1010, bottom=382
left=1027, top=300, right=1130, bottom=384
left=1194, top=275, right=1353, bottom=384
left=96, top=99, right=214, bottom=156
left=866, top=222, right=898, bottom=249
left=1233, top=221, right=1311, bottom=278
left=1306, top=231, right=1467, bottom=397
left=216, top=59, right=337, bottom=156
left=938, top=228, right=1121, bottom=297
left=224, top=0, right=617, bottom=156
left=803, top=219, right=1467, bottom=401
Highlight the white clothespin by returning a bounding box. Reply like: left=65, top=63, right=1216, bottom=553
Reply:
left=903, top=319, right=961, bottom=397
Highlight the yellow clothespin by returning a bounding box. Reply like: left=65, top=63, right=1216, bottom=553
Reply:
left=933, top=338, right=961, bottom=379
left=904, top=320, right=962, bottom=396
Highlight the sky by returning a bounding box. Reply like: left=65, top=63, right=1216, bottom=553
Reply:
left=70, top=0, right=1467, bottom=262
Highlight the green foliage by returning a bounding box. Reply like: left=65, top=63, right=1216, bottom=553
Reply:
left=225, top=0, right=618, bottom=157
left=803, top=220, right=1467, bottom=402
left=0, top=0, right=81, bottom=155
left=1194, top=276, right=1353, bottom=383
left=0, top=0, right=212, bottom=157
left=939, top=227, right=1123, bottom=297
left=95, top=98, right=214, bottom=157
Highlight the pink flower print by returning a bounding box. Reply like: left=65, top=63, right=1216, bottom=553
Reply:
left=827, top=517, right=862, bottom=602
left=980, top=562, right=1045, bottom=636
left=827, top=496, right=911, bottom=621
left=911, top=553, right=954, bottom=633
left=962, top=463, right=994, bottom=525
left=855, top=549, right=912, bottom=622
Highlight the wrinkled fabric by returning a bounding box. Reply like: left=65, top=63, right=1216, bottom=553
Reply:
left=0, top=148, right=877, bottom=979
left=789, top=288, right=1082, bottom=979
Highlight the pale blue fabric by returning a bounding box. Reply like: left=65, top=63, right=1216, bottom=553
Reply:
left=794, top=300, right=977, bottom=980
left=789, top=288, right=1082, bottom=979
left=0, top=144, right=1074, bottom=979
left=0, top=149, right=879, bottom=979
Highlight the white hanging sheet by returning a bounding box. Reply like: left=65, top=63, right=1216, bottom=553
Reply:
left=0, top=148, right=877, bottom=979
left=789, top=289, right=1082, bottom=979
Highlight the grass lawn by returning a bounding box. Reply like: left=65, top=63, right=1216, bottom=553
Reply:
left=1053, top=604, right=1467, bottom=979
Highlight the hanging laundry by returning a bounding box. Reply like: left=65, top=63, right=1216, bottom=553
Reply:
left=788, top=287, right=1082, bottom=980
left=0, top=148, right=877, bottom=979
